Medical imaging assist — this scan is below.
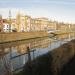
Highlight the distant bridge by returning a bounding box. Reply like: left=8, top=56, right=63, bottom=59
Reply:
left=47, top=30, right=75, bottom=35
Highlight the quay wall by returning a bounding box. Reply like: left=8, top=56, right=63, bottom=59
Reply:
left=0, top=31, right=48, bottom=43
left=54, top=31, right=75, bottom=35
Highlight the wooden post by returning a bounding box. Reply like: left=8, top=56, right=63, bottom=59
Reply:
left=27, top=46, right=31, bottom=65
left=32, top=50, right=35, bottom=59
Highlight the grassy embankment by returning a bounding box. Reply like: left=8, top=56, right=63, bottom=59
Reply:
left=17, top=39, right=75, bottom=75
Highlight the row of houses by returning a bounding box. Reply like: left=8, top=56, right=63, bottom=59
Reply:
left=0, top=13, right=75, bottom=32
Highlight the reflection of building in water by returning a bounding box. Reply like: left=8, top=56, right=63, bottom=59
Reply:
left=68, top=33, right=75, bottom=40
left=16, top=44, right=27, bottom=54
left=4, top=48, right=10, bottom=53
left=0, top=47, right=10, bottom=56
left=55, top=34, right=69, bottom=40
left=40, top=39, right=51, bottom=48
left=13, top=38, right=52, bottom=54
left=55, top=33, right=75, bottom=41
left=0, top=33, right=75, bottom=56
left=30, top=38, right=52, bottom=48
left=15, top=42, right=34, bottom=54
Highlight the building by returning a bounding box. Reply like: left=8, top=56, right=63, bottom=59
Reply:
left=70, top=24, right=75, bottom=31
left=16, top=13, right=31, bottom=32
left=56, top=22, right=68, bottom=31
left=11, top=19, right=17, bottom=32
left=31, top=18, right=35, bottom=31
left=37, top=17, right=49, bottom=31
left=16, top=13, right=24, bottom=32
left=2, top=19, right=10, bottom=32
left=25, top=15, right=31, bottom=32
left=48, top=21, right=57, bottom=31
left=0, top=15, right=3, bottom=32
left=0, top=12, right=75, bottom=32
left=31, top=18, right=41, bottom=31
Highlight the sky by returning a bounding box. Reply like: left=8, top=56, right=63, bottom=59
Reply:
left=0, top=0, right=75, bottom=23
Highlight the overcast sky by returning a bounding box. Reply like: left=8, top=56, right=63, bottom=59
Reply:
left=0, top=0, right=75, bottom=23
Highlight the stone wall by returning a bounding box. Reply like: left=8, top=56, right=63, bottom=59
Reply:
left=0, top=31, right=48, bottom=43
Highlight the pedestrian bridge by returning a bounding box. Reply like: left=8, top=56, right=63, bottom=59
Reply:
left=47, top=30, right=74, bottom=35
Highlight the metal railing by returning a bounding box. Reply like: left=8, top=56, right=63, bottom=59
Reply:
left=10, top=47, right=36, bottom=74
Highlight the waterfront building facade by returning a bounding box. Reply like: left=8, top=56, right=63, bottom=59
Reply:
left=48, top=21, right=57, bottom=31
left=11, top=19, right=17, bottom=32
left=25, top=15, right=31, bottom=32
left=0, top=12, right=75, bottom=32
left=37, top=18, right=49, bottom=31
left=31, top=18, right=41, bottom=31
left=0, top=15, right=3, bottom=32
left=16, top=13, right=31, bottom=32
left=16, top=14, right=25, bottom=32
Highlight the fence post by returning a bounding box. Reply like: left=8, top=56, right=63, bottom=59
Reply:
left=27, top=46, right=31, bottom=65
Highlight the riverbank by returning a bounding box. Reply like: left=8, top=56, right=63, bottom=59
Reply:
left=18, top=39, right=75, bottom=75
left=0, top=31, right=49, bottom=43
left=53, top=30, right=75, bottom=35
left=0, top=31, right=75, bottom=43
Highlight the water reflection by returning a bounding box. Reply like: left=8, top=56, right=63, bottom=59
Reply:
left=0, top=33, right=75, bottom=75
left=55, top=33, right=75, bottom=41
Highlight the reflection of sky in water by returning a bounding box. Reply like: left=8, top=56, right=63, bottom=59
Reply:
left=0, top=33, right=75, bottom=74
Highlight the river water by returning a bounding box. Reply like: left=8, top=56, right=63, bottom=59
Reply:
left=0, top=33, right=75, bottom=75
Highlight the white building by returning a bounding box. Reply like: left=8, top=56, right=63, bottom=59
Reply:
left=3, top=23, right=10, bottom=32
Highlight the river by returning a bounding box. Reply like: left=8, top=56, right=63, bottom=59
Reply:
left=0, top=33, right=75, bottom=75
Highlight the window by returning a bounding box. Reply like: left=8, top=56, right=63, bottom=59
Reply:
left=7, top=25, right=9, bottom=28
